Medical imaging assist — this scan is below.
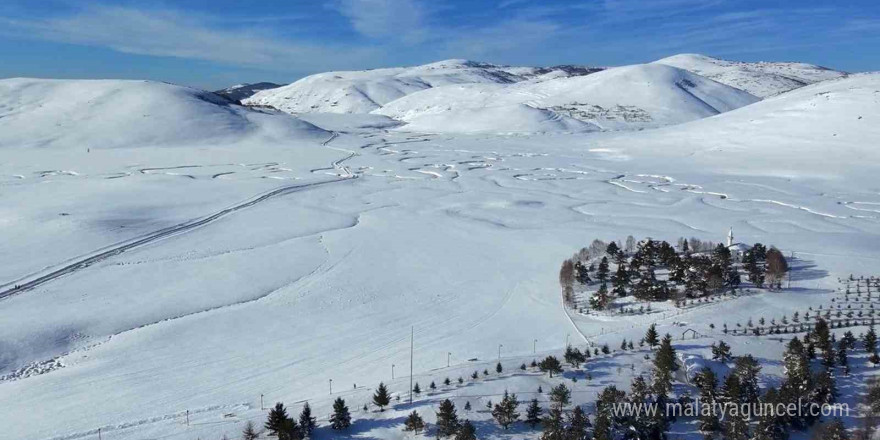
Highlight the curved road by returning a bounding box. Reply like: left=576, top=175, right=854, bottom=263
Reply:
left=0, top=132, right=358, bottom=301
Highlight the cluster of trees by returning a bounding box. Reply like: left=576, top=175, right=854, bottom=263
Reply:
left=264, top=402, right=318, bottom=440
left=560, top=237, right=789, bottom=311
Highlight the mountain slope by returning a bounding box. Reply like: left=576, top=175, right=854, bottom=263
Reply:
left=241, top=59, right=599, bottom=114
left=0, top=78, right=326, bottom=150
left=375, top=63, right=759, bottom=133
left=653, top=53, right=846, bottom=97
left=598, top=72, right=880, bottom=181
left=214, top=82, right=284, bottom=103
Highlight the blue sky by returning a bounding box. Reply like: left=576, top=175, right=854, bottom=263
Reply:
left=1, top=0, right=878, bottom=89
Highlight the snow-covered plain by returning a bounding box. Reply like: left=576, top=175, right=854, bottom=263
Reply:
left=1, top=61, right=879, bottom=440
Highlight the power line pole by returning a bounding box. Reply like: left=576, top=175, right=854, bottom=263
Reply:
left=447, top=352, right=451, bottom=367
left=260, top=393, right=264, bottom=411
left=533, top=339, right=537, bottom=354
left=329, top=379, right=333, bottom=395
left=498, top=344, right=502, bottom=360
left=409, top=326, right=414, bottom=404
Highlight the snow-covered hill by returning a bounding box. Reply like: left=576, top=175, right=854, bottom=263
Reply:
left=375, top=63, right=759, bottom=133
left=0, top=78, right=327, bottom=149
left=597, top=72, right=880, bottom=182
left=214, top=82, right=284, bottom=103
left=653, top=53, right=847, bottom=97
left=242, top=59, right=599, bottom=114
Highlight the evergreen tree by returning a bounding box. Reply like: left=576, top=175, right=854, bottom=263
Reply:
left=733, top=355, right=762, bottom=405
left=607, top=241, right=620, bottom=256
left=455, top=420, right=477, bottom=440
left=597, top=257, right=610, bottom=284
left=242, top=421, right=259, bottom=440
left=496, top=362, right=503, bottom=374
left=613, top=262, right=630, bottom=297
left=564, top=346, right=585, bottom=367
left=413, top=382, right=421, bottom=395
left=464, top=401, right=472, bottom=412
left=838, top=342, right=849, bottom=374
left=403, top=410, right=426, bottom=434
left=525, top=398, right=543, bottom=428
left=645, top=324, right=659, bottom=348
left=722, top=407, right=750, bottom=440
left=575, top=260, right=591, bottom=285
left=329, top=397, right=351, bottom=430
left=865, top=326, right=878, bottom=353
left=430, top=381, right=437, bottom=391
left=298, top=402, right=316, bottom=436
left=549, top=384, right=571, bottom=409
left=566, top=406, right=590, bottom=440
left=266, top=402, right=291, bottom=436
left=539, top=356, right=563, bottom=377
left=491, top=390, right=520, bottom=429
left=591, top=283, right=611, bottom=310
left=754, top=388, right=788, bottom=440
left=373, top=382, right=391, bottom=410
left=435, top=399, right=460, bottom=438
left=653, top=334, right=677, bottom=394
left=711, top=341, right=733, bottom=362
left=780, top=337, right=814, bottom=429
left=277, top=418, right=303, bottom=440
left=813, top=418, right=849, bottom=440
left=541, top=406, right=566, bottom=440
left=695, top=368, right=720, bottom=434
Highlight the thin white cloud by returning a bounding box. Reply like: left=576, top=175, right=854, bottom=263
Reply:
left=336, top=0, right=427, bottom=43
left=0, top=6, right=379, bottom=73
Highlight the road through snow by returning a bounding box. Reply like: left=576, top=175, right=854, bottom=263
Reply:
left=0, top=133, right=356, bottom=301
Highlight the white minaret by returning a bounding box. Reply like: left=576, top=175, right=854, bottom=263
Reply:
left=727, top=227, right=734, bottom=247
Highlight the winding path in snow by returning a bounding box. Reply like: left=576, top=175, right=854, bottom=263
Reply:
left=0, top=133, right=357, bottom=301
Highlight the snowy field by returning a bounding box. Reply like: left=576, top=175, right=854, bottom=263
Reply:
left=0, top=66, right=879, bottom=440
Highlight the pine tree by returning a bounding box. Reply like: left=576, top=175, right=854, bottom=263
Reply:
left=538, top=355, right=563, bottom=377
left=733, top=355, right=761, bottom=405
left=541, top=406, right=566, bottom=440
left=329, top=397, right=351, bottom=430
left=695, top=368, right=720, bottom=433
left=492, top=390, right=520, bottom=429
left=298, top=402, right=316, bottom=436
left=597, top=256, right=610, bottom=284
left=838, top=342, right=849, bottom=374
left=242, top=421, right=259, bottom=440
left=413, top=382, right=421, bottom=395
left=435, top=399, right=460, bottom=438
left=613, top=262, right=630, bottom=297
left=814, top=418, right=849, bottom=440
left=566, top=406, right=590, bottom=440
left=781, top=337, right=814, bottom=429
left=373, top=382, right=391, bottom=410
left=266, top=402, right=291, bottom=436
left=496, top=362, right=503, bottom=374
left=525, top=398, right=543, bottom=428
left=454, top=420, right=477, bottom=440
left=430, top=381, right=437, bottom=391
left=464, top=401, right=471, bottom=412
left=403, top=410, right=426, bottom=434
left=722, top=406, right=750, bottom=440
left=753, top=388, right=787, bottom=440
left=865, top=326, right=878, bottom=353
left=564, top=346, right=585, bottom=367
left=645, top=324, right=659, bottom=348
left=653, top=334, right=677, bottom=394
left=711, top=340, right=732, bottom=362
left=277, top=417, right=302, bottom=440
left=549, top=384, right=571, bottom=409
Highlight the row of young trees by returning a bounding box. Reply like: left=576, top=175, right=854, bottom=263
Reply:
left=560, top=237, right=788, bottom=311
